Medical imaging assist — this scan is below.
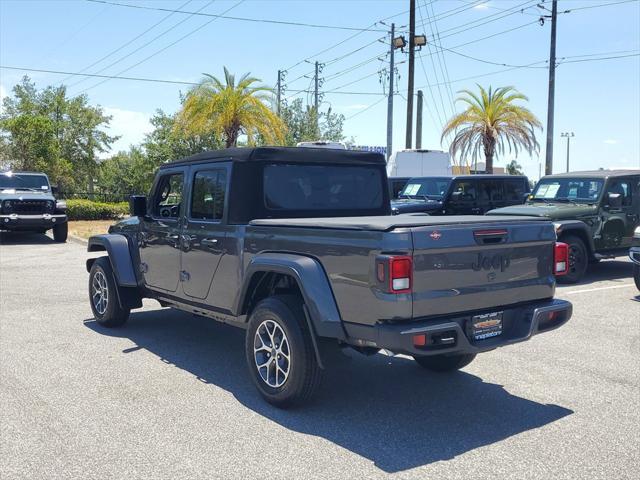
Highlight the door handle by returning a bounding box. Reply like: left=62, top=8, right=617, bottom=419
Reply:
left=201, top=238, right=218, bottom=248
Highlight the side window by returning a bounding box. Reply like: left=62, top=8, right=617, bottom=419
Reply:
left=452, top=180, right=476, bottom=201
left=504, top=179, right=526, bottom=201
left=190, top=169, right=227, bottom=221
left=477, top=180, right=504, bottom=202
left=607, top=180, right=632, bottom=206
left=153, top=172, right=184, bottom=218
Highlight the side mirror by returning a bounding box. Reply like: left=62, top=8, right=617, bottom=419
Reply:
left=606, top=192, right=622, bottom=209
left=51, top=186, right=59, bottom=195
left=130, top=195, right=148, bottom=217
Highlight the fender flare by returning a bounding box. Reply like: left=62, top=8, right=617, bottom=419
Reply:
left=236, top=253, right=346, bottom=341
left=86, top=234, right=137, bottom=287
left=553, top=220, right=596, bottom=256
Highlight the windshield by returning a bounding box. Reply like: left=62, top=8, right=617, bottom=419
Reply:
left=264, top=164, right=384, bottom=212
left=399, top=177, right=451, bottom=200
left=531, top=178, right=603, bottom=203
left=0, top=173, right=50, bottom=191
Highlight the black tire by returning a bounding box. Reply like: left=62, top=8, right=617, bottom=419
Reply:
left=245, top=295, right=322, bottom=408
left=413, top=353, right=476, bottom=372
left=634, top=264, right=640, bottom=291
left=557, top=234, right=588, bottom=284
left=88, top=257, right=130, bottom=328
left=52, top=222, right=68, bottom=242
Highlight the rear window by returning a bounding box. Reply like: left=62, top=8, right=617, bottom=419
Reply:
left=264, top=164, right=384, bottom=211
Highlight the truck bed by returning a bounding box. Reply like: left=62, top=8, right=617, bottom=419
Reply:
left=250, top=214, right=546, bottom=231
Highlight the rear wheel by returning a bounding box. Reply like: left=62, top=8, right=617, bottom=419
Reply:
left=245, top=295, right=322, bottom=408
left=413, top=353, right=476, bottom=372
left=53, top=222, right=68, bottom=242
left=89, top=257, right=130, bottom=327
left=634, top=264, right=640, bottom=291
left=557, top=234, right=588, bottom=284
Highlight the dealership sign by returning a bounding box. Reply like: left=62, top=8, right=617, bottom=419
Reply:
left=348, top=145, right=387, bottom=155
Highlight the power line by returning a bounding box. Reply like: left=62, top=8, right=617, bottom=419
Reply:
left=62, top=0, right=193, bottom=85
left=85, top=0, right=388, bottom=32
left=558, top=52, right=640, bottom=64
left=77, top=1, right=244, bottom=94
left=70, top=0, right=215, bottom=89
left=344, top=96, right=386, bottom=120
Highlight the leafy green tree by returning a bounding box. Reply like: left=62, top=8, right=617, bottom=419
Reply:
left=176, top=67, right=285, bottom=147
left=144, top=109, right=222, bottom=165
left=0, top=76, right=117, bottom=190
left=97, top=146, right=154, bottom=196
left=441, top=85, right=541, bottom=173
left=506, top=159, right=524, bottom=175
left=278, top=98, right=345, bottom=146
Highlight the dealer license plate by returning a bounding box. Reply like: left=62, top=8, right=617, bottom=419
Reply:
left=470, top=311, right=503, bottom=341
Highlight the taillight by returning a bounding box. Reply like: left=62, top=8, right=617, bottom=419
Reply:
left=554, top=242, right=569, bottom=276
left=376, top=255, right=412, bottom=294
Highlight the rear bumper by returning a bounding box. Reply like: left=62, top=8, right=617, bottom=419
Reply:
left=342, top=298, right=572, bottom=356
left=0, top=213, right=67, bottom=230
left=630, top=247, right=640, bottom=266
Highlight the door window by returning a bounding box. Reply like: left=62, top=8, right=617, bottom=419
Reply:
left=153, top=172, right=184, bottom=218
left=190, top=169, right=227, bottom=221
left=451, top=180, right=476, bottom=201
left=606, top=180, right=632, bottom=206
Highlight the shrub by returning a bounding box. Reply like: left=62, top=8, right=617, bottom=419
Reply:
left=65, top=199, right=129, bottom=221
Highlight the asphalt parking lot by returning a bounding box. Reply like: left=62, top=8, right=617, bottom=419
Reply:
left=1, top=232, right=639, bottom=479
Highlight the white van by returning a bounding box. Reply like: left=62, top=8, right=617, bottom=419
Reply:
left=296, top=141, right=347, bottom=150
left=387, top=149, right=452, bottom=177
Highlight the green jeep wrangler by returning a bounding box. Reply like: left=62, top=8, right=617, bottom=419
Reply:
left=489, top=170, right=640, bottom=283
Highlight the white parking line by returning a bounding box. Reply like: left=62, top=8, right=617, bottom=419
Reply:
left=563, top=284, right=636, bottom=295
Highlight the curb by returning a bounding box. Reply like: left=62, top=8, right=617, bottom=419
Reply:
left=68, top=234, right=88, bottom=245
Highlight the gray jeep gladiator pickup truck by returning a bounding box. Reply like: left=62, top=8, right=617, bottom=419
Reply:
left=0, top=171, right=68, bottom=242
left=86, top=147, right=572, bottom=407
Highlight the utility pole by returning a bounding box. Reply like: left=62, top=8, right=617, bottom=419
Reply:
left=276, top=70, right=282, bottom=116
left=561, top=132, right=574, bottom=172
left=386, top=23, right=395, bottom=161
left=314, top=61, right=320, bottom=131
left=405, top=0, right=416, bottom=149
left=544, top=0, right=558, bottom=175
left=416, top=90, right=423, bottom=149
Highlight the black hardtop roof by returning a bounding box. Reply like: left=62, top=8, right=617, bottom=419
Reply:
left=544, top=170, right=640, bottom=179
left=164, top=146, right=386, bottom=167
left=408, top=174, right=527, bottom=180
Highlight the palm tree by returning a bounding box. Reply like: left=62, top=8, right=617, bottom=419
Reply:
left=175, top=67, right=285, bottom=148
left=441, top=85, right=542, bottom=173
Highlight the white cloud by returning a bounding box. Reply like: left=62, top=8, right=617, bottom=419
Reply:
left=101, top=107, right=153, bottom=158
left=603, top=139, right=618, bottom=144
left=473, top=3, right=490, bottom=9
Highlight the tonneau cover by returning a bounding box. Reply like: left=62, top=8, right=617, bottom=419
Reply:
left=250, top=214, right=547, bottom=231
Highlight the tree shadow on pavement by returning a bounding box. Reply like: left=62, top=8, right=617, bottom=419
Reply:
left=85, top=309, right=573, bottom=473
left=0, top=232, right=54, bottom=245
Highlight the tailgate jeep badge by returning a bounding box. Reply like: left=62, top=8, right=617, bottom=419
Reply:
left=429, top=230, right=442, bottom=240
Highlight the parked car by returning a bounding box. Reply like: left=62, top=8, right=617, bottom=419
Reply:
left=490, top=170, right=640, bottom=284
left=388, top=176, right=409, bottom=199
left=630, top=226, right=640, bottom=291
left=0, top=171, right=68, bottom=242
left=86, top=147, right=572, bottom=407
left=392, top=175, right=530, bottom=215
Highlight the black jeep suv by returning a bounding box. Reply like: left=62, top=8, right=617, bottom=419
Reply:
left=392, top=174, right=530, bottom=215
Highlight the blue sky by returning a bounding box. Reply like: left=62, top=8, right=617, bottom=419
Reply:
left=1, top=0, right=639, bottom=179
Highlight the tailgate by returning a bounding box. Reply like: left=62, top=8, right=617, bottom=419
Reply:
left=411, top=221, right=556, bottom=318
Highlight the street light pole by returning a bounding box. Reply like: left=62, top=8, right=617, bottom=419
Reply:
left=544, top=0, right=558, bottom=175
left=386, top=23, right=395, bottom=162
left=405, top=0, right=415, bottom=149
left=561, top=132, right=574, bottom=173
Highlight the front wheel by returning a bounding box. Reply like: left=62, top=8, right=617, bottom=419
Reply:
left=413, top=353, right=476, bottom=372
left=89, top=257, right=130, bottom=327
left=634, top=264, right=640, bottom=291
left=245, top=295, right=322, bottom=408
left=53, top=222, right=68, bottom=242
left=557, top=235, right=588, bottom=284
